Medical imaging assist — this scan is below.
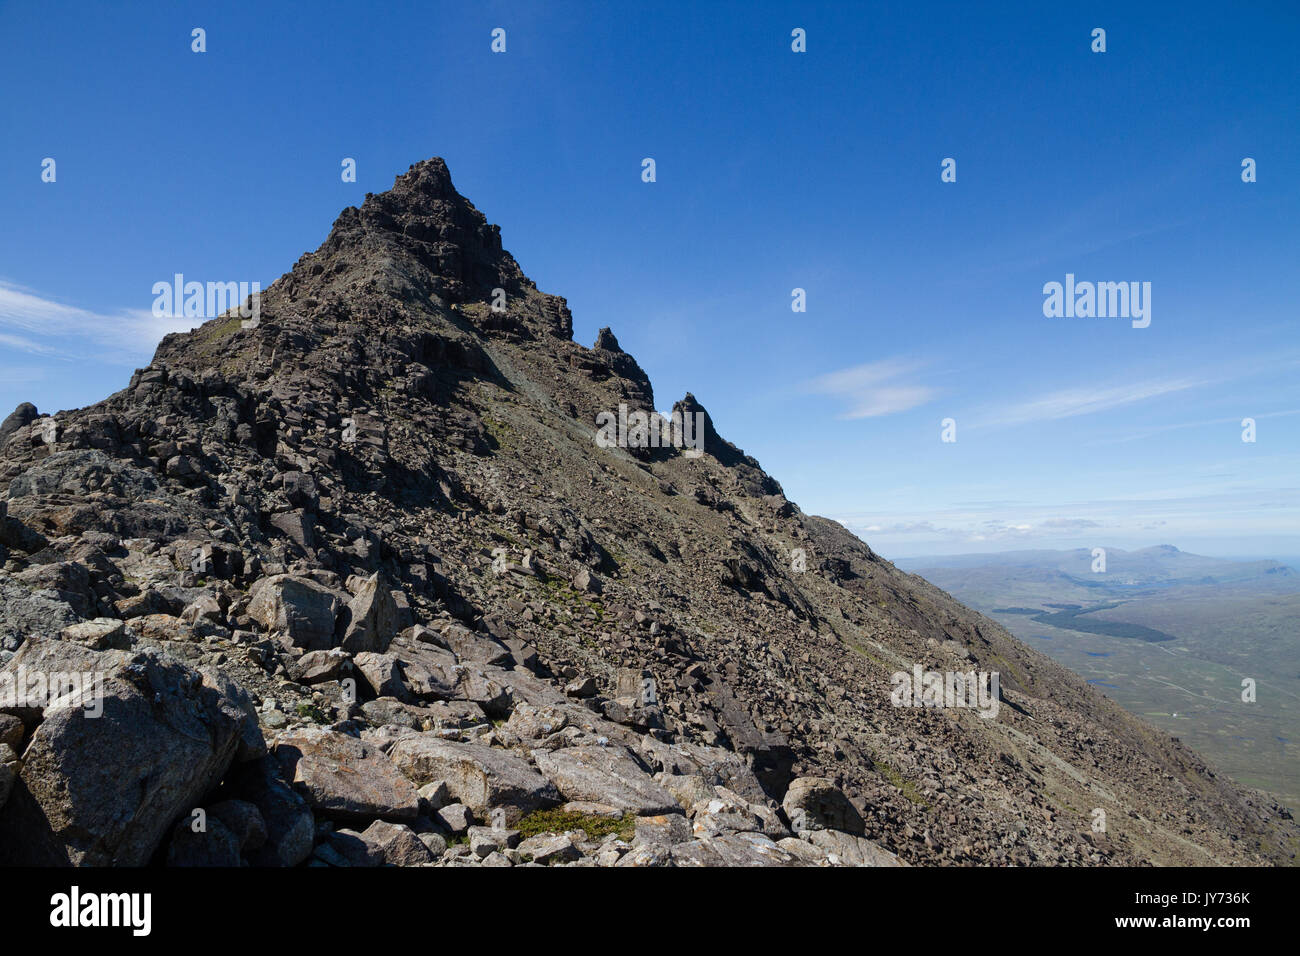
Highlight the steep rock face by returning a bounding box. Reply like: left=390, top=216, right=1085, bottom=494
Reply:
left=0, top=158, right=1294, bottom=867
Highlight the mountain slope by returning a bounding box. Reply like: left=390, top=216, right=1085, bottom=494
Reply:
left=1, top=159, right=1294, bottom=866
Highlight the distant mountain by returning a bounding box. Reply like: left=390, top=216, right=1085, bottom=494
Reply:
left=900, top=546, right=1296, bottom=589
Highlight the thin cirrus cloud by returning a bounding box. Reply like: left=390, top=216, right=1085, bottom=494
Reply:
left=977, top=377, right=1210, bottom=429
left=0, top=280, right=202, bottom=365
left=805, top=358, right=938, bottom=419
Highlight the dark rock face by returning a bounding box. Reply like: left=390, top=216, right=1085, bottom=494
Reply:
left=0, top=403, right=37, bottom=445
left=0, top=157, right=1294, bottom=868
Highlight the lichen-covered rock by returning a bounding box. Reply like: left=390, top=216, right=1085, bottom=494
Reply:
left=247, top=574, right=343, bottom=651
left=272, top=727, right=420, bottom=822
left=0, top=638, right=258, bottom=865
left=532, top=745, right=679, bottom=816
left=389, top=737, right=559, bottom=824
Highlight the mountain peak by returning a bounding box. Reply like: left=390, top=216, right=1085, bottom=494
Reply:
left=390, top=156, right=457, bottom=197
left=313, top=155, right=527, bottom=316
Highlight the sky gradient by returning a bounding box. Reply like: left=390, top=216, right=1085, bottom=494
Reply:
left=1, top=0, right=1296, bottom=559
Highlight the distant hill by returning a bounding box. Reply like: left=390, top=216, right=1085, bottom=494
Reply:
left=902, top=545, right=1295, bottom=589
left=899, top=547, right=1300, bottom=812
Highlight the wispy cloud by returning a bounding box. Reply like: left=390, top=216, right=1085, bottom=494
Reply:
left=1097, top=407, right=1300, bottom=444
left=834, top=481, right=1300, bottom=559
left=805, top=358, right=938, bottom=419
left=980, top=377, right=1208, bottom=428
left=0, top=280, right=203, bottom=365
left=862, top=520, right=940, bottom=534
left=1039, top=517, right=1101, bottom=530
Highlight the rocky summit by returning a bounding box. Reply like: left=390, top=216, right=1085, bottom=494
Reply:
left=0, top=158, right=1294, bottom=868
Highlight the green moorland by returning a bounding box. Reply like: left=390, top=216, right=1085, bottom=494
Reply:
left=900, top=546, right=1300, bottom=812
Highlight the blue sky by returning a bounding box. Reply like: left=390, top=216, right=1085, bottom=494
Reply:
left=1, top=0, right=1297, bottom=559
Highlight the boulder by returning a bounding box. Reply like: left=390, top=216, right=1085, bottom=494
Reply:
left=467, top=825, right=520, bottom=858
left=431, top=623, right=511, bottom=666
left=0, top=762, right=14, bottom=813
left=165, top=814, right=243, bottom=867
left=60, top=618, right=129, bottom=651
left=387, top=642, right=457, bottom=701
left=209, top=799, right=268, bottom=854
left=227, top=759, right=315, bottom=867
left=247, top=574, right=342, bottom=651
left=634, top=813, right=692, bottom=847
left=318, top=828, right=383, bottom=867
left=272, top=728, right=420, bottom=821
left=781, top=776, right=865, bottom=835
left=13, top=562, right=93, bottom=617
left=0, top=638, right=255, bottom=865
left=532, top=745, right=679, bottom=815
left=360, top=819, right=437, bottom=865
left=690, top=786, right=790, bottom=840
left=0, top=576, right=79, bottom=647
left=0, top=402, right=37, bottom=445
left=434, top=803, right=474, bottom=835
left=352, top=652, right=410, bottom=700
left=804, top=828, right=905, bottom=866
left=288, top=648, right=351, bottom=685
left=668, top=831, right=807, bottom=867
left=338, top=573, right=398, bottom=653
left=516, top=832, right=581, bottom=865
left=388, top=737, right=560, bottom=824
left=452, top=665, right=514, bottom=718
left=199, top=665, right=269, bottom=763
left=0, top=713, right=22, bottom=749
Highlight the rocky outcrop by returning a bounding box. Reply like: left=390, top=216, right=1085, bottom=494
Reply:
left=0, top=157, right=1293, bottom=868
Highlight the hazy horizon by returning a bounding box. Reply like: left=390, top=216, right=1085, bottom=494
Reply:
left=885, top=541, right=1300, bottom=565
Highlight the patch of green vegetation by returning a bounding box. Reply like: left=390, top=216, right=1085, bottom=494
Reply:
left=190, top=315, right=243, bottom=357
left=481, top=414, right=513, bottom=436
left=873, top=759, right=930, bottom=809
left=985, top=649, right=1026, bottom=690
left=515, top=808, right=636, bottom=843
left=843, top=636, right=887, bottom=670
left=1031, top=604, right=1176, bottom=643
left=295, top=702, right=328, bottom=724
left=532, top=575, right=605, bottom=619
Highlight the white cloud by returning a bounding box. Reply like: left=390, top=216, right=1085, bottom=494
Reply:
left=805, top=358, right=938, bottom=419
left=0, top=280, right=204, bottom=365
